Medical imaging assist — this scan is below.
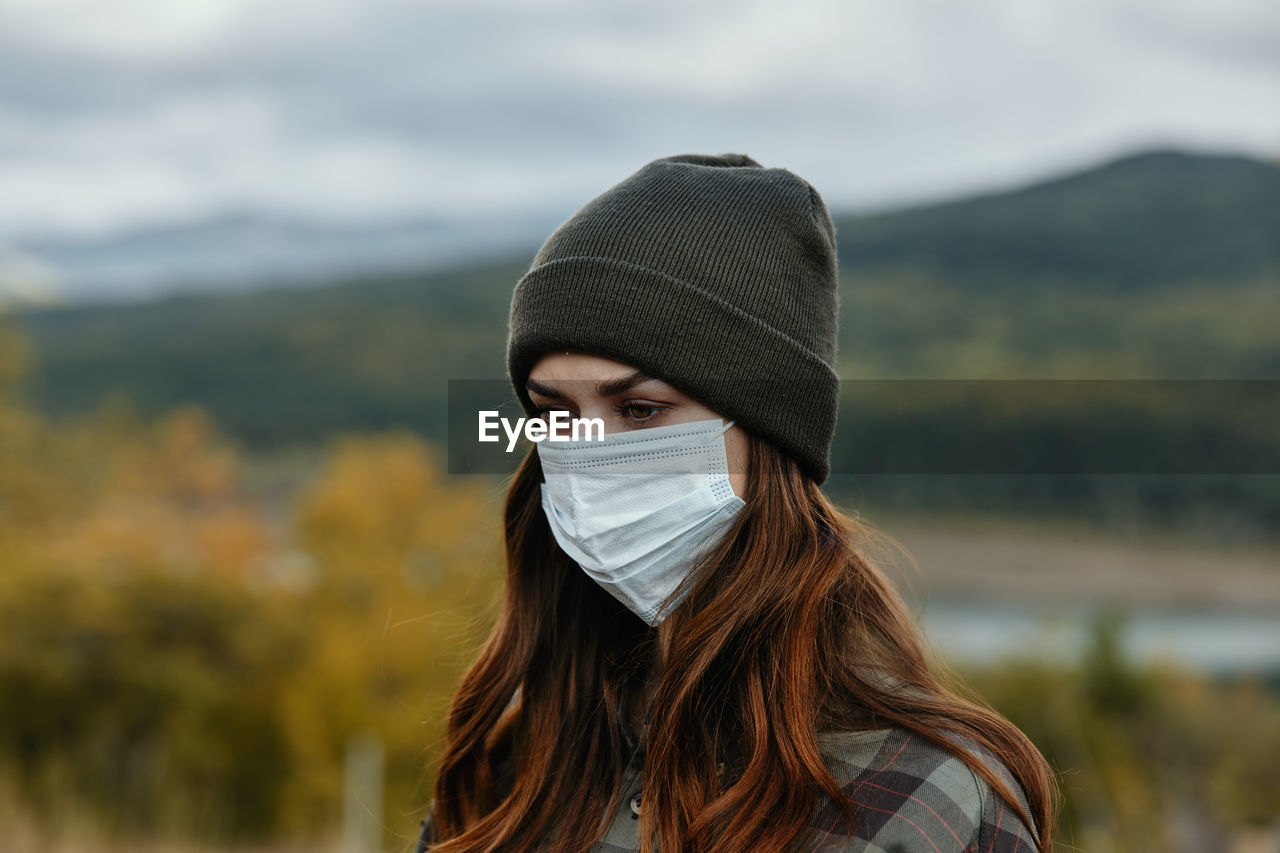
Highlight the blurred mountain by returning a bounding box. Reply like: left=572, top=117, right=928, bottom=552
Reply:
left=9, top=210, right=564, bottom=304
left=836, top=149, right=1280, bottom=289
left=9, top=148, right=1277, bottom=308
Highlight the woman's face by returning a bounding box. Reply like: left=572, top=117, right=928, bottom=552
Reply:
left=526, top=351, right=748, bottom=498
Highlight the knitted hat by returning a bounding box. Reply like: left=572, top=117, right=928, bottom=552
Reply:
left=506, top=152, right=840, bottom=483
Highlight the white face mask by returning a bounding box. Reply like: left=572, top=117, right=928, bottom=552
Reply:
left=537, top=417, right=746, bottom=626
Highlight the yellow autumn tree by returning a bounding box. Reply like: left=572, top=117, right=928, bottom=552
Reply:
left=277, top=430, right=503, bottom=843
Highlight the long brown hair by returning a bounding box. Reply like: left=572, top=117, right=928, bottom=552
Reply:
left=429, top=433, right=1058, bottom=852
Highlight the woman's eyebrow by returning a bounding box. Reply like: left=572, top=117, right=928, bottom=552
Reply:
left=594, top=370, right=657, bottom=398
left=525, top=377, right=565, bottom=399
left=526, top=371, right=657, bottom=400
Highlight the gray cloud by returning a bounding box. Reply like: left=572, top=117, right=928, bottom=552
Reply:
left=0, top=0, right=1276, bottom=242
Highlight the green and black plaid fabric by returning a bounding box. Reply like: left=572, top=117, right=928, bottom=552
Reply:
left=417, top=726, right=1041, bottom=852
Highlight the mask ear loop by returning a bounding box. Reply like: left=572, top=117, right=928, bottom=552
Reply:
left=668, top=418, right=736, bottom=448
left=687, top=418, right=736, bottom=448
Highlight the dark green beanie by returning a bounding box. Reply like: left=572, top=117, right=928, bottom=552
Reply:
left=507, top=152, right=840, bottom=483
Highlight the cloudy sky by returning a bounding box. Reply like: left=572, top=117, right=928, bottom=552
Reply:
left=2, top=0, right=1278, bottom=244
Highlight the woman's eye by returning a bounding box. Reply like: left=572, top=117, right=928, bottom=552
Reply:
left=620, top=403, right=661, bottom=422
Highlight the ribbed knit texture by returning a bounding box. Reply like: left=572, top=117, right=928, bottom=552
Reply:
left=507, top=152, right=840, bottom=483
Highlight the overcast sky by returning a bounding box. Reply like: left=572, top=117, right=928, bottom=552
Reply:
left=1, top=0, right=1278, bottom=243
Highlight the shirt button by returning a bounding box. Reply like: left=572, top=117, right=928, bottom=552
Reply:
left=630, top=791, right=643, bottom=817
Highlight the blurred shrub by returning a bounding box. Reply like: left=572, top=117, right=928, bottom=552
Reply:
left=958, top=610, right=1280, bottom=852
left=0, top=566, right=297, bottom=839
left=0, top=325, right=503, bottom=847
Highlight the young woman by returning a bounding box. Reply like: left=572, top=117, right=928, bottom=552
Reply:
left=419, top=153, right=1057, bottom=852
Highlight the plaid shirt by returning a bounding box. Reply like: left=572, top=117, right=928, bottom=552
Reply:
left=418, top=726, right=1042, bottom=852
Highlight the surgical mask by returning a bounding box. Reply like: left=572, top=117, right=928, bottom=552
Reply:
left=537, top=417, right=745, bottom=626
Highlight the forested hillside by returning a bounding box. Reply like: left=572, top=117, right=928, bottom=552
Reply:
left=9, top=149, right=1280, bottom=531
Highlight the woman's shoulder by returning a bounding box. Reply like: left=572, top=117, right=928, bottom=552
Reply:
left=807, top=726, right=1042, bottom=852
